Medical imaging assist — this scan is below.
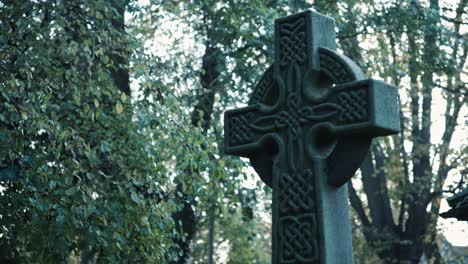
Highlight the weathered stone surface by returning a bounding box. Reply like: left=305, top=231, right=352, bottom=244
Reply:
left=224, top=10, right=400, bottom=264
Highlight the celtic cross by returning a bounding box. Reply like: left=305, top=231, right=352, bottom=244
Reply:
left=224, top=11, right=400, bottom=264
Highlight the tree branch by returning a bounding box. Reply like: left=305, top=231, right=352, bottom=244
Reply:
left=361, top=150, right=394, bottom=227
left=429, top=0, right=467, bottom=205
left=373, top=144, right=395, bottom=227
left=348, top=181, right=371, bottom=226
left=388, top=30, right=411, bottom=229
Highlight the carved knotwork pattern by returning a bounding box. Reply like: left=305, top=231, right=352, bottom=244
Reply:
left=227, top=113, right=254, bottom=145
left=319, top=52, right=353, bottom=83
left=337, top=89, right=368, bottom=124
left=279, top=170, right=314, bottom=214
left=250, top=67, right=275, bottom=104
left=280, top=213, right=319, bottom=263
left=279, top=18, right=306, bottom=67
left=279, top=169, right=318, bottom=263
left=246, top=62, right=343, bottom=171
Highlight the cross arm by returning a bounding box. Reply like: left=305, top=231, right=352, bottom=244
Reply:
left=224, top=105, right=279, bottom=157
left=322, top=79, right=400, bottom=136
left=320, top=79, right=400, bottom=187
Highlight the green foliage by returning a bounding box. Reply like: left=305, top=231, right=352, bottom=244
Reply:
left=0, top=1, right=177, bottom=262
left=188, top=189, right=271, bottom=264
left=224, top=212, right=270, bottom=264
left=350, top=211, right=382, bottom=264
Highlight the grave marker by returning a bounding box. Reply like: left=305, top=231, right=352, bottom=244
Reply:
left=224, top=10, right=400, bottom=263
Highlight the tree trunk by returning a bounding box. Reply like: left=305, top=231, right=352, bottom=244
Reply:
left=207, top=212, right=215, bottom=264
left=171, top=184, right=197, bottom=264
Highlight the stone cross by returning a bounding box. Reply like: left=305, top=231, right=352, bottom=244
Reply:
left=224, top=11, right=400, bottom=264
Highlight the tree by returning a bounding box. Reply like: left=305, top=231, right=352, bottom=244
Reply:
left=154, top=1, right=282, bottom=262
left=0, top=1, right=180, bottom=262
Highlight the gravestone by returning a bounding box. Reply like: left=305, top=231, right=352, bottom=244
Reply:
left=224, top=10, right=400, bottom=264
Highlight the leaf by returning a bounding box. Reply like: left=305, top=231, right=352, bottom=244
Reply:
left=86, top=172, right=95, bottom=180
left=0, top=166, right=17, bottom=181
left=116, top=102, right=123, bottom=114
left=55, top=144, right=62, bottom=160
left=131, top=192, right=141, bottom=204
left=65, top=188, right=76, bottom=196
left=84, top=104, right=90, bottom=113
left=65, top=176, right=73, bottom=185
left=49, top=180, right=57, bottom=189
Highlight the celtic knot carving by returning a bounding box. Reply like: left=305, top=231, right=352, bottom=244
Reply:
left=227, top=113, right=254, bottom=146
left=279, top=18, right=306, bottom=67
left=247, top=64, right=342, bottom=169
left=319, top=52, right=353, bottom=83
left=250, top=66, right=275, bottom=105
left=280, top=213, right=319, bottom=263
left=337, top=89, right=368, bottom=124
left=279, top=170, right=314, bottom=214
